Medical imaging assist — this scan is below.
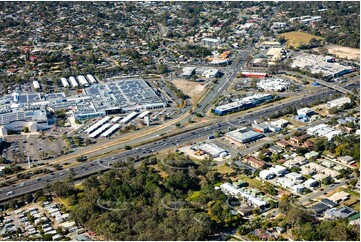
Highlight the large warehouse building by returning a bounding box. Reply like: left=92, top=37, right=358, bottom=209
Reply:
left=326, top=97, right=351, bottom=109
left=226, top=129, right=265, bottom=144
left=290, top=54, right=355, bottom=79
left=214, top=94, right=272, bottom=115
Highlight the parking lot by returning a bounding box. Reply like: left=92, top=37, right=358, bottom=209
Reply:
left=2, top=136, right=65, bottom=164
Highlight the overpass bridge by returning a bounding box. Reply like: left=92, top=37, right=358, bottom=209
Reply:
left=316, top=79, right=356, bottom=95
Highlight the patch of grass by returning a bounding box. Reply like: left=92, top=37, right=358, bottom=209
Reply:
left=245, top=177, right=262, bottom=189
left=342, top=188, right=360, bottom=198
left=54, top=197, right=75, bottom=211
left=233, top=174, right=263, bottom=189
left=213, top=165, right=235, bottom=174
left=277, top=31, right=323, bottom=48
left=351, top=202, right=360, bottom=211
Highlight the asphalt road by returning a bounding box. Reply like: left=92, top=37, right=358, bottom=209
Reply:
left=0, top=86, right=347, bottom=203
left=196, top=49, right=251, bottom=115
left=299, top=180, right=346, bottom=204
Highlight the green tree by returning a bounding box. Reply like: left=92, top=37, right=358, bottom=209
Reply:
left=23, top=126, right=29, bottom=133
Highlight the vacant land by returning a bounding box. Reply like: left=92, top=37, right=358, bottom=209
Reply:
left=213, top=164, right=235, bottom=174
left=325, top=44, right=360, bottom=61
left=278, top=31, right=323, bottom=48
left=172, top=79, right=206, bottom=104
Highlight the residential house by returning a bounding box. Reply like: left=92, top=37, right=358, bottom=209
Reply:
left=269, top=165, right=288, bottom=176
left=304, top=178, right=318, bottom=188
left=269, top=146, right=283, bottom=154
left=294, top=156, right=308, bottom=165
left=292, top=184, right=305, bottom=194
left=275, top=140, right=289, bottom=148
left=324, top=206, right=357, bottom=219
left=320, top=198, right=338, bottom=208
left=254, top=229, right=277, bottom=241
left=246, top=156, right=266, bottom=169
left=285, top=172, right=303, bottom=183
left=303, top=140, right=314, bottom=149
left=338, top=156, right=356, bottom=165
left=328, top=191, right=350, bottom=203
left=311, top=202, right=330, bottom=216
left=305, top=151, right=319, bottom=160
left=283, top=159, right=300, bottom=169
left=259, top=170, right=276, bottom=180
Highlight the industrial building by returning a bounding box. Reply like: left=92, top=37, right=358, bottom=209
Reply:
left=120, top=112, right=138, bottom=124
left=85, top=116, right=111, bottom=134
left=77, top=75, right=89, bottom=87
left=110, top=116, right=121, bottom=123
left=69, top=76, right=79, bottom=88
left=33, top=81, right=41, bottom=90
left=271, top=119, right=289, bottom=128
left=203, top=68, right=221, bottom=78
left=74, top=78, right=165, bottom=120
left=297, top=108, right=315, bottom=117
left=185, top=67, right=221, bottom=79
left=252, top=123, right=270, bottom=133
left=241, top=71, right=269, bottom=78
left=257, top=78, right=290, bottom=92
left=0, top=76, right=166, bottom=134
left=86, top=74, right=97, bottom=83
left=326, top=97, right=351, bottom=109
left=101, top=124, right=121, bottom=138
left=60, top=78, right=70, bottom=88
left=182, top=67, right=196, bottom=78
left=307, top=124, right=341, bottom=141
left=138, top=111, right=150, bottom=119
left=195, top=143, right=228, bottom=158
left=89, top=123, right=111, bottom=138
left=226, top=129, right=265, bottom=144
left=290, top=54, right=355, bottom=79
left=214, top=94, right=272, bottom=115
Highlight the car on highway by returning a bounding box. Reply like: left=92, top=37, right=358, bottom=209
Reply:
left=7, top=191, right=14, bottom=196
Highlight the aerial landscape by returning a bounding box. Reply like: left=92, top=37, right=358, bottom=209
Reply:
left=0, top=1, right=360, bottom=241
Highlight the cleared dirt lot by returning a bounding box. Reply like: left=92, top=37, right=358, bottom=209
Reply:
left=172, top=79, right=206, bottom=104
left=325, top=44, right=360, bottom=61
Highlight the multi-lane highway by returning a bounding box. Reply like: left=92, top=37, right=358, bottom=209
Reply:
left=1, top=82, right=356, bottom=203
left=196, top=49, right=251, bottom=115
